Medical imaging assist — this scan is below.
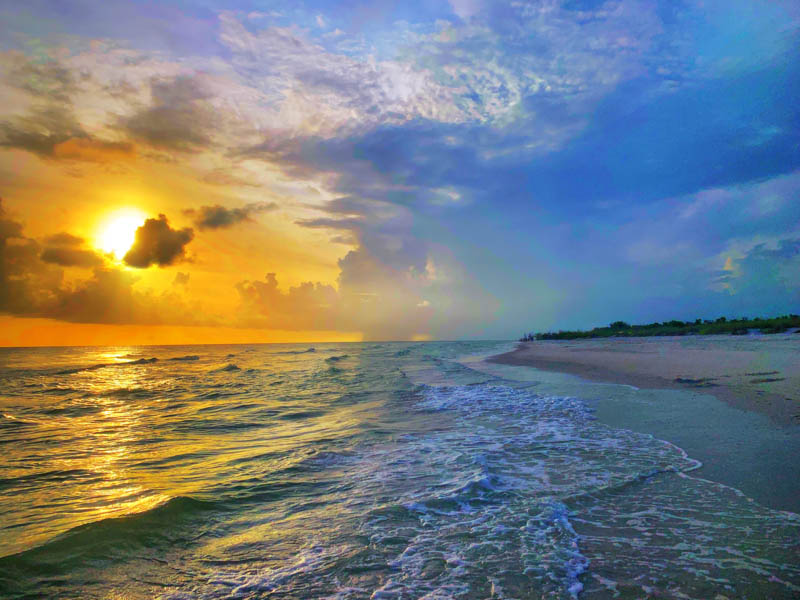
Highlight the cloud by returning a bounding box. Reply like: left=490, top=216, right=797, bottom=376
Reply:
left=216, top=13, right=467, bottom=135
left=448, top=0, right=483, bottom=20
left=0, top=199, right=24, bottom=240
left=0, top=105, right=84, bottom=158
left=42, top=232, right=84, bottom=246
left=0, top=200, right=206, bottom=325
left=40, top=248, right=104, bottom=269
left=0, top=199, right=60, bottom=316
left=121, top=75, right=216, bottom=152
left=236, top=273, right=341, bottom=330
left=0, top=105, right=134, bottom=162
left=1, top=51, right=77, bottom=103
left=173, top=271, right=190, bottom=286
left=39, top=232, right=105, bottom=269
left=721, top=238, right=800, bottom=302
left=1, top=0, right=798, bottom=340
left=184, top=202, right=278, bottom=230
left=123, top=214, right=194, bottom=268
left=51, top=138, right=135, bottom=162
left=47, top=267, right=185, bottom=324
left=239, top=191, right=496, bottom=338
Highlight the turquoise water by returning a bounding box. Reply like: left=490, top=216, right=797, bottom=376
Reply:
left=0, top=342, right=798, bottom=598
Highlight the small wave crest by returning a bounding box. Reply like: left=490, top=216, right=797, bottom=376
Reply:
left=0, top=495, right=219, bottom=571
left=324, top=354, right=348, bottom=363
left=56, top=357, right=158, bottom=375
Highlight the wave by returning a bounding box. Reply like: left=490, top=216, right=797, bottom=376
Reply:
left=277, top=347, right=316, bottom=355
left=211, top=363, right=240, bottom=372
left=0, top=468, right=99, bottom=490
left=56, top=357, right=158, bottom=375
left=0, top=496, right=220, bottom=571
left=168, top=355, right=200, bottom=362
left=0, top=413, right=36, bottom=429
left=324, top=354, right=348, bottom=363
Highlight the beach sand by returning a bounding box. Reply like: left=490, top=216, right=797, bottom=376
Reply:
left=489, top=335, right=800, bottom=425
left=480, top=334, right=800, bottom=512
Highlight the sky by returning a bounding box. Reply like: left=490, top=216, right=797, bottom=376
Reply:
left=0, top=0, right=798, bottom=345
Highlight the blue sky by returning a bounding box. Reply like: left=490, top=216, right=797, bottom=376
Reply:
left=0, top=0, right=798, bottom=341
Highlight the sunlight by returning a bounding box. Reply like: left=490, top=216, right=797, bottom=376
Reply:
left=96, top=209, right=146, bottom=258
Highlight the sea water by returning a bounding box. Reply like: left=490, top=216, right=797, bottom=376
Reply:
left=0, top=342, right=798, bottom=598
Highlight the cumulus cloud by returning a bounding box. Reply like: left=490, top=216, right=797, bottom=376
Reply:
left=123, top=214, right=194, bottom=268
left=236, top=273, right=341, bottom=330
left=47, top=267, right=188, bottom=324
left=0, top=213, right=62, bottom=316
left=0, top=200, right=206, bottom=325
left=238, top=191, right=496, bottom=338
left=721, top=238, right=800, bottom=301
left=40, top=232, right=105, bottom=268
left=40, top=247, right=103, bottom=268
left=184, top=202, right=278, bottom=230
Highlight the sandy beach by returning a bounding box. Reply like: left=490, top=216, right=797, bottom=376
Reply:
left=489, top=335, right=800, bottom=425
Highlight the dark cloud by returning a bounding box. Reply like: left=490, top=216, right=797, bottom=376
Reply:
left=48, top=268, right=162, bottom=324
left=43, top=232, right=84, bottom=246
left=123, top=214, right=194, bottom=268
left=184, top=202, right=277, bottom=230
left=39, top=232, right=106, bottom=268
left=0, top=105, right=84, bottom=158
left=40, top=247, right=104, bottom=268
left=0, top=105, right=134, bottom=162
left=0, top=200, right=64, bottom=316
left=122, top=76, right=216, bottom=152
left=0, top=200, right=205, bottom=325
left=173, top=271, right=190, bottom=286
left=235, top=273, right=341, bottom=330
left=0, top=199, right=24, bottom=240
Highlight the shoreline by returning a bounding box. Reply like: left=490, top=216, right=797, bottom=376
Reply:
left=480, top=335, right=800, bottom=513
left=488, top=336, right=800, bottom=425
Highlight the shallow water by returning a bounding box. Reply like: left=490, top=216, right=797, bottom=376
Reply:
left=0, top=342, right=798, bottom=598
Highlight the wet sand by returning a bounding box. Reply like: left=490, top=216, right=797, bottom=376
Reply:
left=478, top=335, right=800, bottom=512
left=489, top=335, right=800, bottom=425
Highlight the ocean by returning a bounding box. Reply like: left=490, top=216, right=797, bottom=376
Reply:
left=0, top=341, right=798, bottom=599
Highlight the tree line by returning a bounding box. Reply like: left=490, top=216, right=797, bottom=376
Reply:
left=520, top=314, right=800, bottom=341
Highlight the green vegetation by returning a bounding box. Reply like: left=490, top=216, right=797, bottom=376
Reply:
left=520, top=314, right=800, bottom=341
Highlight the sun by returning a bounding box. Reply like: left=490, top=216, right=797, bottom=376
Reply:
left=96, top=209, right=147, bottom=259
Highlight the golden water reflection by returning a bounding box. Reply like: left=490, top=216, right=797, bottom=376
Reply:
left=2, top=344, right=375, bottom=556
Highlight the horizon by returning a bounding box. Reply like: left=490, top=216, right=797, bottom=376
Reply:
left=1, top=0, right=799, bottom=346
left=2, top=310, right=799, bottom=348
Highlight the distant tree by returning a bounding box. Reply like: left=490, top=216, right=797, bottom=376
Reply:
left=609, top=321, right=630, bottom=329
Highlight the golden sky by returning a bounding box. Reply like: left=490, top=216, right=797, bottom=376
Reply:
left=2, top=1, right=799, bottom=345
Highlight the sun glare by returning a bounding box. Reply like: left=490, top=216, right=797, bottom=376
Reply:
left=96, top=209, right=146, bottom=259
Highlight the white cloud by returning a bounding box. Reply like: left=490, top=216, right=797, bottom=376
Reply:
left=448, top=0, right=483, bottom=20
